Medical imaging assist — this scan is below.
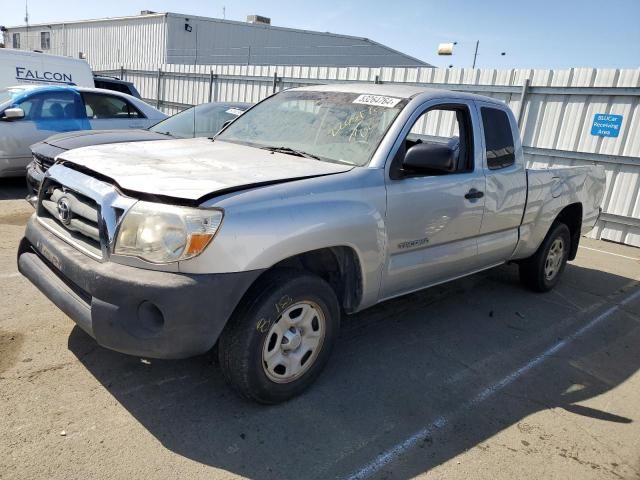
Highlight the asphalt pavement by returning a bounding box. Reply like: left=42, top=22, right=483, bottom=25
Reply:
left=1, top=178, right=639, bottom=480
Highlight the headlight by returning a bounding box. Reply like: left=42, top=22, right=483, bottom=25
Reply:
left=114, top=201, right=223, bottom=263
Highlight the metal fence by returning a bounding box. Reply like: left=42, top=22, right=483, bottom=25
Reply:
left=95, top=63, right=640, bottom=247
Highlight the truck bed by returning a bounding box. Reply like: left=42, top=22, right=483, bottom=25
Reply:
left=513, top=165, right=605, bottom=260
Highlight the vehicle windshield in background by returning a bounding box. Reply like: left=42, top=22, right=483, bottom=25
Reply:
left=216, top=91, right=407, bottom=166
left=150, top=103, right=248, bottom=138
left=0, top=87, right=28, bottom=107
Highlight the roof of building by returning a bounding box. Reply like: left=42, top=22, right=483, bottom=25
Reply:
left=6, top=12, right=169, bottom=29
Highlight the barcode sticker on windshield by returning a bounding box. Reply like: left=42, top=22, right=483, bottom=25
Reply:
left=353, top=94, right=401, bottom=108
left=226, top=108, right=245, bottom=116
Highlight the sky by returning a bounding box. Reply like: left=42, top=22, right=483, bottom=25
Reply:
left=1, top=0, right=639, bottom=69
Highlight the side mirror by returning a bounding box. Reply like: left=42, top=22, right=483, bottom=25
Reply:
left=2, top=107, right=25, bottom=121
left=403, top=143, right=454, bottom=174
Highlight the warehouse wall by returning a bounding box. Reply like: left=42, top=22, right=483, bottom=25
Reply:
left=164, top=14, right=427, bottom=67
left=94, top=63, right=640, bottom=247
left=5, top=15, right=167, bottom=66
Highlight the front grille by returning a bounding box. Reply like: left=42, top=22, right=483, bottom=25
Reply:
left=33, top=153, right=55, bottom=171
left=37, top=181, right=103, bottom=259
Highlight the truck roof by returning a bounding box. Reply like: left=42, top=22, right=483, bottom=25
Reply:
left=292, top=83, right=505, bottom=105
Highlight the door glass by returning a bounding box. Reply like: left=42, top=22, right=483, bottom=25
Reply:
left=82, top=93, right=143, bottom=119
left=16, top=91, right=83, bottom=120
left=16, top=98, right=35, bottom=119
left=409, top=109, right=459, bottom=143
left=395, top=106, right=472, bottom=176
left=40, top=96, right=80, bottom=119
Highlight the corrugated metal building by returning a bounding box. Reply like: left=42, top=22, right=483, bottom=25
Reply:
left=3, top=11, right=430, bottom=68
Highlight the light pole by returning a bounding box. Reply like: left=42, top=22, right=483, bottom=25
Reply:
left=472, top=40, right=479, bottom=69
left=25, top=0, right=29, bottom=50
left=438, top=41, right=506, bottom=69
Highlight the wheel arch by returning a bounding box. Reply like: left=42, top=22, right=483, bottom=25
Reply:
left=255, top=246, right=364, bottom=314
left=554, top=202, right=582, bottom=260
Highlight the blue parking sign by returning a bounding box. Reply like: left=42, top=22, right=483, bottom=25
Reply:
left=591, top=114, right=623, bottom=137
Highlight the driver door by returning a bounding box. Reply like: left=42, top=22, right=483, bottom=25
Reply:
left=380, top=101, right=486, bottom=300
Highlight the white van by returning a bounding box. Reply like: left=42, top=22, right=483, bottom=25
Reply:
left=0, top=49, right=94, bottom=90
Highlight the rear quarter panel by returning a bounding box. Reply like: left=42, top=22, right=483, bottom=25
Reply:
left=512, top=165, right=605, bottom=260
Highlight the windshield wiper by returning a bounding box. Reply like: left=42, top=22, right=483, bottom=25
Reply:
left=260, top=146, right=322, bottom=161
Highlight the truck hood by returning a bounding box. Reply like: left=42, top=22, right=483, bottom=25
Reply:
left=57, top=138, right=354, bottom=201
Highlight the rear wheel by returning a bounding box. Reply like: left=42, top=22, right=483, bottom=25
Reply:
left=218, top=269, right=340, bottom=404
left=519, top=222, right=571, bottom=292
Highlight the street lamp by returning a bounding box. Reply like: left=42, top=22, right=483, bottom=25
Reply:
left=437, top=42, right=456, bottom=56
left=438, top=41, right=506, bottom=69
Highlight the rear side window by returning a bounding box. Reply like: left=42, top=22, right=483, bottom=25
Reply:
left=82, top=93, right=143, bottom=119
left=481, top=107, right=515, bottom=170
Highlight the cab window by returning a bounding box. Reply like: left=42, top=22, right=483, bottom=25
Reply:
left=481, top=107, right=515, bottom=169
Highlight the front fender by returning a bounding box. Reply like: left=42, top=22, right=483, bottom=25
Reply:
left=181, top=168, right=388, bottom=309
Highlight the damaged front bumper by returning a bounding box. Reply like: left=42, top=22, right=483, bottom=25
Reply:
left=17, top=217, right=262, bottom=359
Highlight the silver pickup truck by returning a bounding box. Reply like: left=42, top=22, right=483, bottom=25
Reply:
left=18, top=84, right=605, bottom=403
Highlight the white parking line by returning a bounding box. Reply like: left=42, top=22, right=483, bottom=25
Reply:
left=343, top=287, right=640, bottom=480
left=579, top=246, right=640, bottom=261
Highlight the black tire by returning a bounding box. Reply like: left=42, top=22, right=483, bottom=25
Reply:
left=519, top=222, right=571, bottom=292
left=218, top=269, right=340, bottom=404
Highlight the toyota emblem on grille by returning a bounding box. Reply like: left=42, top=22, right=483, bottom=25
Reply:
left=56, top=197, right=72, bottom=225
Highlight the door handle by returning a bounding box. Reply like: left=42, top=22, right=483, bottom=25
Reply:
left=464, top=189, right=484, bottom=200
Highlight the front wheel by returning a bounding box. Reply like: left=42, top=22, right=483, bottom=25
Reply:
left=218, top=269, right=340, bottom=404
left=519, top=222, right=571, bottom=292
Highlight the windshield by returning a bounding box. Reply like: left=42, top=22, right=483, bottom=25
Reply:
left=216, top=91, right=407, bottom=166
left=0, top=87, right=28, bottom=107
left=150, top=103, right=249, bottom=138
